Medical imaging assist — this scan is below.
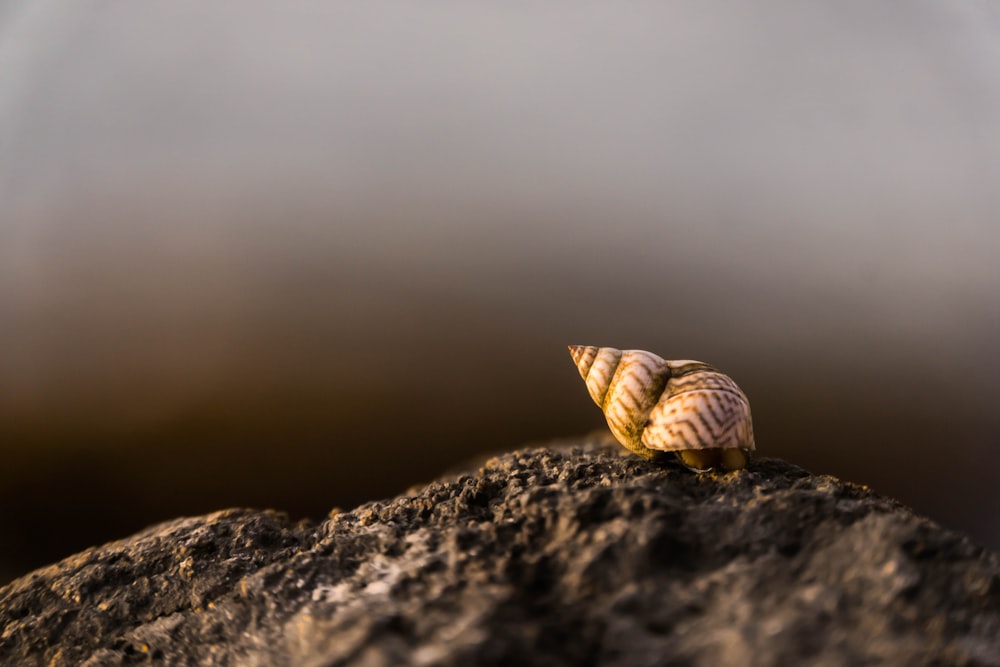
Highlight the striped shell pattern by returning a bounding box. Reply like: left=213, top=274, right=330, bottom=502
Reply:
left=568, top=345, right=754, bottom=469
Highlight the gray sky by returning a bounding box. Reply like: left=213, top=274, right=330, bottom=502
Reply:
left=1, top=1, right=999, bottom=554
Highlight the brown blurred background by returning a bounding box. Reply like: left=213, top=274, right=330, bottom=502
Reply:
left=1, top=2, right=999, bottom=585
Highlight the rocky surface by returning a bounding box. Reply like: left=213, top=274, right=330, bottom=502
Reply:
left=2, top=436, right=999, bottom=666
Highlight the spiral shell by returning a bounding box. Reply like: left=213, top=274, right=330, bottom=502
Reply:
left=568, top=345, right=754, bottom=471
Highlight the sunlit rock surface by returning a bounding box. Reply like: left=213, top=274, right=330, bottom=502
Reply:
left=2, top=437, right=999, bottom=666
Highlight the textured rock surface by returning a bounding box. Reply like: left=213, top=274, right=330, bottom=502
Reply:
left=2, top=436, right=999, bottom=666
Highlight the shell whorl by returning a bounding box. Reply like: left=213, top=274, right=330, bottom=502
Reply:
left=568, top=345, right=755, bottom=459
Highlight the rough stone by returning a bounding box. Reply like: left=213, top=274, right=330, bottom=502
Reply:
left=2, top=436, right=999, bottom=666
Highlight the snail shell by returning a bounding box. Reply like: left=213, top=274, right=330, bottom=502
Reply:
left=568, top=345, right=754, bottom=471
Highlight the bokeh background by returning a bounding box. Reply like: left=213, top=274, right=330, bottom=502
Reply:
left=2, top=1, right=999, bottom=585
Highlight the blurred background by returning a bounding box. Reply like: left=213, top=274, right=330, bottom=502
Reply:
left=1, top=1, right=999, bottom=585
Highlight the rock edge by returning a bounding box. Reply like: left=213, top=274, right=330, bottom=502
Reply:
left=2, top=437, right=999, bottom=666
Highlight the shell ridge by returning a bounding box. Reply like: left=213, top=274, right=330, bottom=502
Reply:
left=605, top=353, right=651, bottom=410
left=702, top=392, right=745, bottom=436
left=610, top=352, right=670, bottom=438
left=701, top=392, right=729, bottom=430
left=588, top=348, right=622, bottom=406
left=689, top=406, right=721, bottom=442
left=568, top=345, right=598, bottom=380
left=666, top=419, right=698, bottom=449
left=602, top=354, right=641, bottom=446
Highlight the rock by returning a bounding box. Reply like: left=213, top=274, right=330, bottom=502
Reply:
left=2, top=436, right=999, bottom=666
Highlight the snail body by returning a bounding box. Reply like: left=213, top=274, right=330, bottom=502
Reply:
left=568, top=345, right=754, bottom=471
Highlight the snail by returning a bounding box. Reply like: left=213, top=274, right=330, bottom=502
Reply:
left=568, top=345, right=754, bottom=472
